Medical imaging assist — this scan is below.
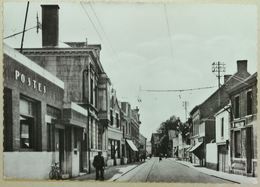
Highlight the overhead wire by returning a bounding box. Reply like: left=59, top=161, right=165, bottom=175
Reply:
left=141, top=86, right=217, bottom=93
left=88, top=2, right=119, bottom=61
left=4, top=25, right=37, bottom=39
left=163, top=4, right=174, bottom=62
left=80, top=2, right=104, bottom=43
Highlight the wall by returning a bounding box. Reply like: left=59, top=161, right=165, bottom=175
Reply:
left=215, top=108, right=230, bottom=143
left=4, top=152, right=53, bottom=179
left=206, top=143, right=218, bottom=170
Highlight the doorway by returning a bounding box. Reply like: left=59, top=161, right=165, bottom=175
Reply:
left=59, top=129, right=65, bottom=173
left=246, top=127, right=252, bottom=174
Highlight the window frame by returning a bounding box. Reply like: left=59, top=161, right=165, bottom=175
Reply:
left=234, top=130, right=242, bottom=158
left=234, top=95, right=240, bottom=119
left=246, top=90, right=253, bottom=115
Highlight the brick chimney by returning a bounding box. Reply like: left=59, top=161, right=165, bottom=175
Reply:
left=237, top=60, right=248, bottom=73
left=41, top=5, right=59, bottom=47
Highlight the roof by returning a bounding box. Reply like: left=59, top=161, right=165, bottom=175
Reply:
left=227, top=72, right=257, bottom=94
left=189, top=105, right=200, bottom=116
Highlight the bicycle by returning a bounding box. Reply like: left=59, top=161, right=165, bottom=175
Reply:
left=49, top=162, right=61, bottom=180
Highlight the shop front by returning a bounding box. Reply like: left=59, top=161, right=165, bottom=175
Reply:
left=63, top=102, right=88, bottom=177
left=107, top=127, right=123, bottom=166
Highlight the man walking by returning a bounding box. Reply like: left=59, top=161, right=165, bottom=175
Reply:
left=93, top=151, right=105, bottom=180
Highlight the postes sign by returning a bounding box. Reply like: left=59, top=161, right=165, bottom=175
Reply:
left=15, top=70, right=47, bottom=94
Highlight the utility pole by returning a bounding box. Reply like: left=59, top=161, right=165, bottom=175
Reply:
left=20, top=1, right=30, bottom=53
left=212, top=61, right=225, bottom=88
left=182, top=101, right=188, bottom=121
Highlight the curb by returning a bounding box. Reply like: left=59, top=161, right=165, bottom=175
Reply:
left=175, top=161, right=240, bottom=184
left=112, top=162, right=145, bottom=181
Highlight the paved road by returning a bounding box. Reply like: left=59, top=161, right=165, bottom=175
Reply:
left=116, top=157, right=232, bottom=183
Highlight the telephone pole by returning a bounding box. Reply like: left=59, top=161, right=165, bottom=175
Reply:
left=182, top=101, right=189, bottom=121
left=212, top=61, right=225, bottom=88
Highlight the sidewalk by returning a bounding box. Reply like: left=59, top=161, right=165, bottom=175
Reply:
left=71, top=162, right=143, bottom=181
left=172, top=159, right=258, bottom=184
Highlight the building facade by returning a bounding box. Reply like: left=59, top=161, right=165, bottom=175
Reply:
left=189, top=60, right=251, bottom=167
left=107, top=89, right=123, bottom=166
left=228, top=73, right=257, bottom=176
left=139, top=133, right=147, bottom=160
left=3, top=44, right=66, bottom=179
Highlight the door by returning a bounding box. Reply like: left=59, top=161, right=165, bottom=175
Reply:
left=59, top=129, right=65, bottom=173
left=246, top=127, right=252, bottom=173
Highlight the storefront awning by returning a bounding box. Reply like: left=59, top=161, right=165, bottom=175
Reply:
left=126, top=139, right=138, bottom=152
left=189, top=142, right=203, bottom=152
left=185, top=146, right=192, bottom=152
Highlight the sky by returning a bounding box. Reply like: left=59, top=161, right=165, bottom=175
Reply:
left=3, top=1, right=258, bottom=140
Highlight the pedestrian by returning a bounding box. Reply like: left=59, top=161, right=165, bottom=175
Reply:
left=93, top=151, right=105, bottom=181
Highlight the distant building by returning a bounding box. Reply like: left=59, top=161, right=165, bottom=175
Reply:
left=168, top=130, right=179, bottom=158
left=121, top=102, right=139, bottom=163
left=146, top=141, right=152, bottom=156
left=228, top=72, right=257, bottom=176
left=107, top=89, right=123, bottom=166
left=151, top=133, right=161, bottom=156
left=139, top=133, right=147, bottom=159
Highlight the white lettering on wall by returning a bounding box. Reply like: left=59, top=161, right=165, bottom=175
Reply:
left=14, top=70, right=47, bottom=94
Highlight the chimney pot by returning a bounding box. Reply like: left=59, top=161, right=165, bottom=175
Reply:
left=237, top=60, right=248, bottom=73
left=41, top=5, right=59, bottom=47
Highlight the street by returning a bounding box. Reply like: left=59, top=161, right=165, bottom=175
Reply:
left=115, top=157, right=232, bottom=183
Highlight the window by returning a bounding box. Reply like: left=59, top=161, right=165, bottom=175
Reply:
left=20, top=98, right=36, bottom=149
left=90, top=118, right=93, bottom=149
left=234, top=130, right=241, bottom=158
left=82, top=70, right=89, bottom=102
left=95, top=86, right=98, bottom=108
left=234, top=96, right=240, bottom=118
left=110, top=110, right=113, bottom=126
left=221, top=117, right=224, bottom=137
left=247, top=91, right=253, bottom=115
left=116, top=113, right=120, bottom=128
left=123, top=125, right=125, bottom=137
left=20, top=117, right=34, bottom=149
left=90, top=79, right=93, bottom=105
left=98, top=128, right=102, bottom=150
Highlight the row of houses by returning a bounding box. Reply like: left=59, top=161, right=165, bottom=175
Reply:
left=151, top=60, right=257, bottom=177
left=189, top=60, right=257, bottom=177
left=3, top=4, right=147, bottom=179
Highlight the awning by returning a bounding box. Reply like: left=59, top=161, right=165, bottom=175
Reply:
left=189, top=142, right=203, bottom=152
left=186, top=146, right=192, bottom=152
left=126, top=139, right=138, bottom=152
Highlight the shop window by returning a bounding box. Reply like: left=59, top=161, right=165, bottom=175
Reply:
left=234, top=130, right=241, bottom=158
left=20, top=116, right=34, bottom=149
left=20, top=97, right=36, bottom=150
left=117, top=141, right=120, bottom=158
left=234, top=96, right=240, bottom=118
left=247, top=91, right=253, bottom=115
